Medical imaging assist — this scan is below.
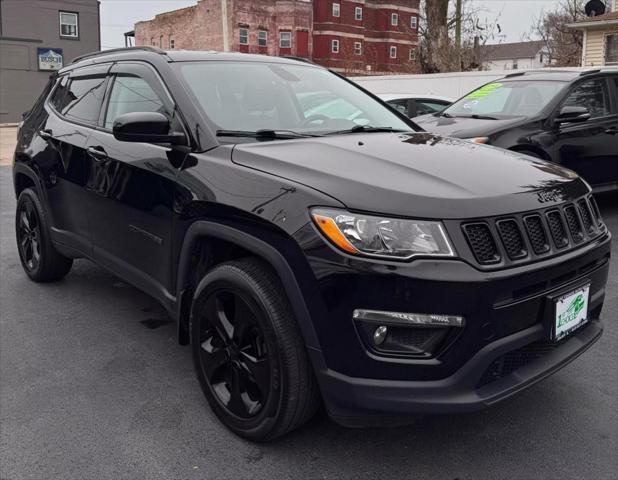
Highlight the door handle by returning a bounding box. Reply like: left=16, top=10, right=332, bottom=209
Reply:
left=39, top=129, right=53, bottom=140
left=605, top=127, right=618, bottom=135
left=87, top=146, right=109, bottom=162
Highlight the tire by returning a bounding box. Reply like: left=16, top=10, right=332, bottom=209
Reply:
left=15, top=188, right=73, bottom=282
left=190, top=258, right=320, bottom=441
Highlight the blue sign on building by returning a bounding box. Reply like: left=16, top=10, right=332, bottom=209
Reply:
left=37, top=48, right=64, bottom=71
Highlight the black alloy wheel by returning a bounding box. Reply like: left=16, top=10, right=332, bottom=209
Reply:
left=198, top=288, right=271, bottom=419
left=191, top=259, right=320, bottom=441
left=17, top=199, right=41, bottom=271
left=15, top=188, right=73, bottom=282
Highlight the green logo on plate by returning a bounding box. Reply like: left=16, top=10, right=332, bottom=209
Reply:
left=557, top=294, right=585, bottom=328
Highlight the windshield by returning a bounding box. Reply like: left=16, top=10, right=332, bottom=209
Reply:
left=175, top=61, right=412, bottom=135
left=444, top=80, right=567, bottom=118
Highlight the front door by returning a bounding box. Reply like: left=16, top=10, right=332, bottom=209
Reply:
left=38, top=65, right=110, bottom=255
left=86, top=62, right=182, bottom=301
left=552, top=76, right=618, bottom=187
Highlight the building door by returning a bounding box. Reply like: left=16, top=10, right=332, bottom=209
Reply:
left=296, top=31, right=309, bottom=58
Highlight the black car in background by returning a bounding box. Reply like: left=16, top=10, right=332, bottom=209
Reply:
left=13, top=48, right=611, bottom=441
left=415, top=69, right=618, bottom=192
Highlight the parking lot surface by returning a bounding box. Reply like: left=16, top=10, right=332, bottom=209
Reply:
left=0, top=146, right=616, bottom=479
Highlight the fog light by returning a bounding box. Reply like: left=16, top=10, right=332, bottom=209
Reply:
left=373, top=326, right=388, bottom=345
left=353, top=309, right=465, bottom=327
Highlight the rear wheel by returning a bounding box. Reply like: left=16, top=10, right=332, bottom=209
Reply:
left=15, top=188, right=73, bottom=282
left=191, top=258, right=320, bottom=441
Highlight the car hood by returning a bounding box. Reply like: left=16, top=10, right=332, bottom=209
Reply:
left=231, top=132, right=588, bottom=219
left=414, top=114, right=526, bottom=138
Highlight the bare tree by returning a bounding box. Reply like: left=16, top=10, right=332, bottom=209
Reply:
left=531, top=0, right=586, bottom=67
left=419, top=0, right=502, bottom=73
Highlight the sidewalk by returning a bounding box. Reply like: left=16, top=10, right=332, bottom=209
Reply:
left=0, top=126, right=17, bottom=166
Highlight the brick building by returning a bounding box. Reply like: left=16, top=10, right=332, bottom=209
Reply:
left=134, top=0, right=313, bottom=60
left=134, top=0, right=420, bottom=75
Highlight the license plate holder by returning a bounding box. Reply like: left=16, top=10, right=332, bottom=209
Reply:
left=551, top=283, right=590, bottom=342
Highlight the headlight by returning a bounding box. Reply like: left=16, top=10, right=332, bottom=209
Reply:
left=311, top=208, right=455, bottom=260
left=464, top=137, right=490, bottom=144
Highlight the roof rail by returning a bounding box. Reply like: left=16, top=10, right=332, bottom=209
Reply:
left=279, top=55, right=316, bottom=65
left=580, top=68, right=602, bottom=76
left=504, top=71, right=526, bottom=78
left=72, top=46, right=166, bottom=64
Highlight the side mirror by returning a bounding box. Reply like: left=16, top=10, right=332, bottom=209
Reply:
left=555, top=106, right=591, bottom=125
left=112, top=112, right=186, bottom=145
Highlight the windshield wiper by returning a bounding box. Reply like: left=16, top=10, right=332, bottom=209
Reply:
left=216, top=129, right=321, bottom=139
left=470, top=114, right=499, bottom=120
left=326, top=125, right=409, bottom=136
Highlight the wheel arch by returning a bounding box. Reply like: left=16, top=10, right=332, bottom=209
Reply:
left=13, top=161, right=42, bottom=198
left=175, top=220, right=323, bottom=355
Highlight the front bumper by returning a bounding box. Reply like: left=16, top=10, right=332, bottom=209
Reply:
left=297, top=226, right=611, bottom=425
left=314, top=319, right=602, bottom=427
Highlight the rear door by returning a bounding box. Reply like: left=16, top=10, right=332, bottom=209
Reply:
left=551, top=76, right=618, bottom=187
left=85, top=61, right=183, bottom=299
left=39, top=65, right=110, bottom=255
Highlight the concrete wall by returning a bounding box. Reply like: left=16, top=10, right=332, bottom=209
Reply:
left=582, top=26, right=618, bottom=67
left=0, top=0, right=100, bottom=123
left=482, top=54, right=548, bottom=71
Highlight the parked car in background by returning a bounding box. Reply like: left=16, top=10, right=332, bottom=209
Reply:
left=415, top=68, right=618, bottom=192
left=377, top=93, right=452, bottom=118
left=13, top=48, right=611, bottom=441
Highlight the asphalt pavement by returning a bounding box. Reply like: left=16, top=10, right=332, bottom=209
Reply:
left=1, top=160, right=617, bottom=480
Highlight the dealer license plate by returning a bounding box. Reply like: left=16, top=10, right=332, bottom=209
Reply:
left=553, top=284, right=590, bottom=342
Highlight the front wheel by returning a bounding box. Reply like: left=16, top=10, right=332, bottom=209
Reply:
left=15, top=188, right=73, bottom=282
left=190, top=258, right=320, bottom=441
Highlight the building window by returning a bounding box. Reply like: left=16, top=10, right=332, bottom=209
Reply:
left=354, top=42, right=362, bottom=55
left=333, top=3, right=340, bottom=17
left=169, top=35, right=175, bottom=49
left=391, top=13, right=399, bottom=26
left=410, top=16, right=417, bottom=29
left=258, top=30, right=268, bottom=47
left=605, top=34, right=618, bottom=65
left=59, top=11, right=78, bottom=38
left=332, top=39, right=340, bottom=53
left=355, top=7, right=363, bottom=21
left=409, top=48, right=416, bottom=61
left=390, top=46, right=397, bottom=58
left=239, top=28, right=248, bottom=45
left=512, top=59, right=518, bottom=70
left=280, top=31, right=291, bottom=48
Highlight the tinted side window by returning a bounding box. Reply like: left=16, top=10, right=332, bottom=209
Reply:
left=563, top=79, right=611, bottom=119
left=387, top=99, right=409, bottom=116
left=416, top=100, right=448, bottom=116
left=104, top=74, right=168, bottom=129
left=60, top=75, right=108, bottom=125
left=49, top=75, right=70, bottom=112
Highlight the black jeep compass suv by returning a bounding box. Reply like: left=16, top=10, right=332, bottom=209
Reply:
left=13, top=47, right=611, bottom=441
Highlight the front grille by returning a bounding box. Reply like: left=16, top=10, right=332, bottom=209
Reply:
left=477, top=342, right=556, bottom=388
left=547, top=210, right=569, bottom=249
left=477, top=322, right=592, bottom=388
left=460, top=196, right=603, bottom=267
left=564, top=205, right=584, bottom=243
left=463, top=223, right=500, bottom=264
left=577, top=199, right=594, bottom=234
left=496, top=219, right=527, bottom=259
left=589, top=196, right=602, bottom=226
left=524, top=215, right=550, bottom=254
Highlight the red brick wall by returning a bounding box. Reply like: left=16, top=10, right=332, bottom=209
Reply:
left=313, top=0, right=420, bottom=75
left=134, top=0, right=419, bottom=75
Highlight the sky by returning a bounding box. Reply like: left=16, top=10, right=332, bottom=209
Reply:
left=99, top=0, right=565, bottom=50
